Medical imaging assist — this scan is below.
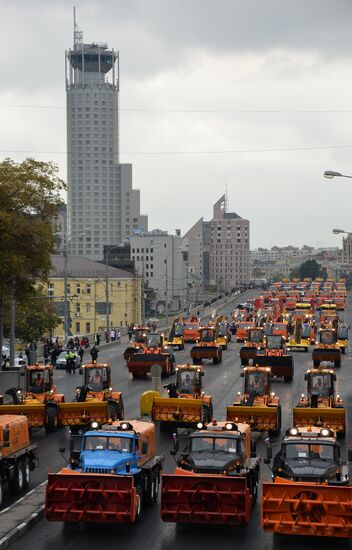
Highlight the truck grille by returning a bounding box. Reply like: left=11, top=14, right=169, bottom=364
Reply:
left=194, top=467, right=222, bottom=474
left=84, top=467, right=112, bottom=474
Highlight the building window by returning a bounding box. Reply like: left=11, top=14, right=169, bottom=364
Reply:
left=76, top=284, right=81, bottom=294
left=76, top=322, right=81, bottom=333
left=76, top=303, right=81, bottom=314
left=86, top=284, right=91, bottom=295
left=86, top=322, right=91, bottom=333
left=86, top=303, right=91, bottom=313
left=48, top=283, right=54, bottom=298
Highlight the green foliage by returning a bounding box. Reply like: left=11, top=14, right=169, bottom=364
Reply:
left=290, top=260, right=327, bottom=281
left=3, top=287, right=61, bottom=342
left=0, top=158, right=66, bottom=345
left=0, top=158, right=65, bottom=290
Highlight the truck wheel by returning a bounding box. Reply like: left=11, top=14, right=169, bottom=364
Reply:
left=207, top=402, right=213, bottom=423
left=284, top=375, right=293, bottom=382
left=11, top=462, right=24, bottom=494
left=341, top=348, right=345, bottom=355
left=304, top=347, right=308, bottom=352
left=335, top=360, right=341, bottom=368
left=241, top=358, right=249, bottom=366
left=116, top=398, right=124, bottom=420
left=22, top=457, right=30, bottom=490
left=135, top=493, right=142, bottom=523
left=45, top=406, right=59, bottom=433
left=313, top=360, right=320, bottom=367
left=0, top=479, right=4, bottom=508
left=269, top=405, right=281, bottom=437
left=218, top=351, right=222, bottom=363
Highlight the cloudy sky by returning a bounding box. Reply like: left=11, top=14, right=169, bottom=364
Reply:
left=2, top=0, right=352, bottom=248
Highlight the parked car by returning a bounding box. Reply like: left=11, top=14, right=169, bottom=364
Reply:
left=55, top=350, right=82, bottom=370
left=2, top=346, right=28, bottom=369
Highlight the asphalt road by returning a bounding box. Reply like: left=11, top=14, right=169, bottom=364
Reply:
left=10, top=291, right=352, bottom=550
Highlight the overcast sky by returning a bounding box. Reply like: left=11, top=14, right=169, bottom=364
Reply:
left=2, top=0, right=352, bottom=249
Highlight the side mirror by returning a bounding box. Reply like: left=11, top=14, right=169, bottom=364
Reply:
left=141, top=442, right=148, bottom=454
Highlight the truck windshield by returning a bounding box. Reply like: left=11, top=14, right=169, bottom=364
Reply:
left=84, top=436, right=132, bottom=452
left=201, top=330, right=214, bottom=342
left=266, top=335, right=282, bottom=349
left=320, top=331, right=336, bottom=345
left=309, top=373, right=331, bottom=397
left=191, top=436, right=240, bottom=453
left=217, top=323, right=228, bottom=336
left=301, top=324, right=311, bottom=338
left=338, top=326, right=348, bottom=339
left=134, top=330, right=146, bottom=343
left=174, top=323, right=183, bottom=336
left=146, top=334, right=161, bottom=348
left=249, top=329, right=262, bottom=343
left=246, top=372, right=266, bottom=393
left=285, top=443, right=334, bottom=461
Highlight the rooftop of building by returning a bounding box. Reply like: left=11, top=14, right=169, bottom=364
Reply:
left=50, top=255, right=138, bottom=280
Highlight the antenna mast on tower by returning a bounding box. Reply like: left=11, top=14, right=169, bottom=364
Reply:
left=225, top=183, right=229, bottom=213
left=73, top=6, right=83, bottom=47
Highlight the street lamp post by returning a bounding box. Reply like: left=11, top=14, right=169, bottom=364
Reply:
left=105, top=245, right=123, bottom=336
left=324, top=170, right=352, bottom=180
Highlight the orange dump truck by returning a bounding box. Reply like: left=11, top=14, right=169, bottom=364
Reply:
left=45, top=419, right=164, bottom=523
left=262, top=426, right=352, bottom=538
left=182, top=317, right=200, bottom=343
left=161, top=420, right=260, bottom=525
left=0, top=415, right=38, bottom=508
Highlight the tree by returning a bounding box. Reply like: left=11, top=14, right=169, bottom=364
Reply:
left=0, top=158, right=65, bottom=356
left=3, top=287, right=61, bottom=343
left=290, top=260, right=327, bottom=281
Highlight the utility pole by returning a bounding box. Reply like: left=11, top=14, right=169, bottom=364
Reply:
left=64, top=241, right=69, bottom=344
left=165, top=257, right=169, bottom=330
left=105, top=256, right=110, bottom=334
left=9, top=281, right=16, bottom=368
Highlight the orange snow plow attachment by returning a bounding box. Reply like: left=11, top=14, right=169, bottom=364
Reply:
left=45, top=473, right=138, bottom=523
left=262, top=481, right=352, bottom=538
left=152, top=397, right=203, bottom=424
left=161, top=474, right=251, bottom=524
left=59, top=401, right=110, bottom=427
left=0, top=403, right=46, bottom=427
left=226, top=405, right=278, bottom=432
left=293, top=407, right=346, bottom=436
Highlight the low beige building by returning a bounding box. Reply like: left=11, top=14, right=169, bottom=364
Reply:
left=46, top=255, right=141, bottom=338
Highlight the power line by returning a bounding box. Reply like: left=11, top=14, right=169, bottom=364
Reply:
left=1, top=103, right=352, bottom=114
left=1, top=145, right=352, bottom=156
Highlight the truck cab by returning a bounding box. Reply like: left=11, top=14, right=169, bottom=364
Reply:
left=45, top=419, right=164, bottom=524
left=161, top=421, right=260, bottom=525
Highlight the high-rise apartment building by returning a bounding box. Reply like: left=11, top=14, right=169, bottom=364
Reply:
left=183, top=195, right=250, bottom=290
left=66, top=16, right=147, bottom=260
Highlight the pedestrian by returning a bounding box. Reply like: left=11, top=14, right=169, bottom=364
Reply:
left=110, top=328, right=116, bottom=342
left=65, top=350, right=72, bottom=373
left=90, top=345, right=99, bottom=363
left=94, top=333, right=100, bottom=346
left=78, top=345, right=84, bottom=364
left=74, top=336, right=80, bottom=348
left=116, top=329, right=121, bottom=342
left=25, top=343, right=31, bottom=366
left=51, top=347, right=59, bottom=368
left=105, top=331, right=109, bottom=343
left=43, top=343, right=49, bottom=365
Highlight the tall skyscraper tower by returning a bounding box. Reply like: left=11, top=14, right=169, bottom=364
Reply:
left=66, top=11, right=147, bottom=259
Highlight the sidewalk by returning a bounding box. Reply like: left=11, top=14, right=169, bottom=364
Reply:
left=0, top=482, right=46, bottom=549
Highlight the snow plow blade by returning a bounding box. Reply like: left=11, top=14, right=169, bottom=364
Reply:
left=293, top=406, right=345, bottom=435
left=59, top=401, right=110, bottom=427
left=161, top=474, right=250, bottom=525
left=45, top=473, right=137, bottom=523
left=254, top=355, right=293, bottom=379
left=312, top=348, right=341, bottom=362
left=127, top=354, right=169, bottom=374
left=190, top=346, right=219, bottom=358
left=226, top=405, right=278, bottom=432
left=0, top=403, right=45, bottom=427
left=152, top=397, right=203, bottom=424
left=262, top=481, right=352, bottom=538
